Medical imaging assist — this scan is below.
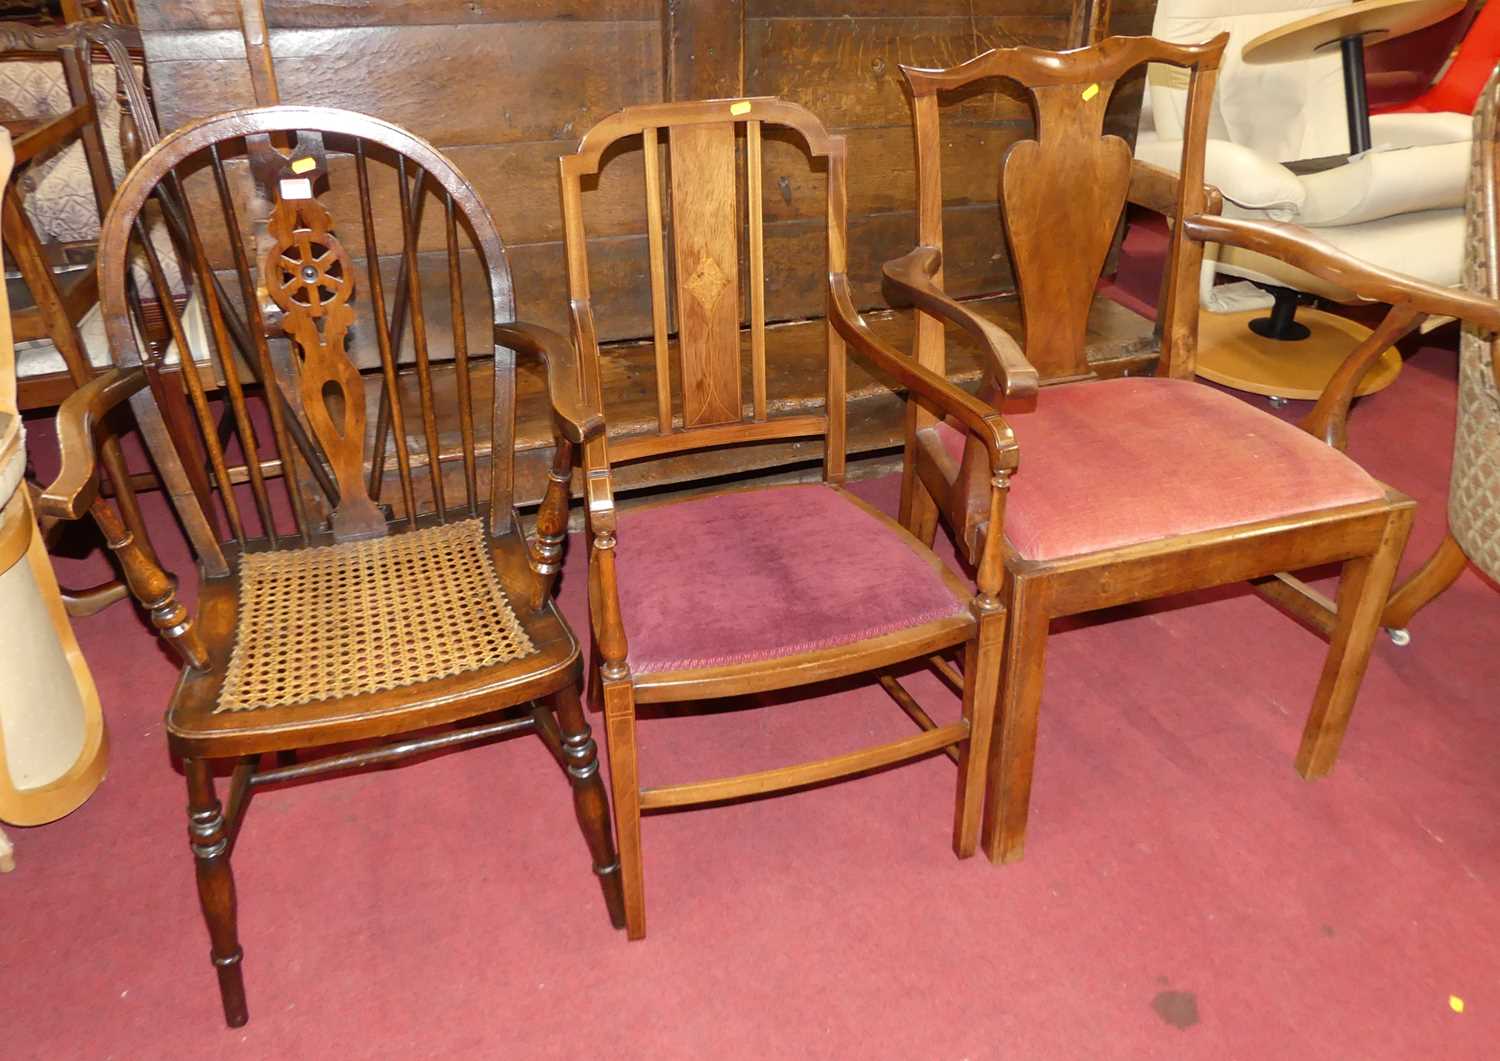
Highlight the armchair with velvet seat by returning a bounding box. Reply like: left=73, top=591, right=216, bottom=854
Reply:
left=883, top=33, right=1500, bottom=865
left=545, top=97, right=1016, bottom=940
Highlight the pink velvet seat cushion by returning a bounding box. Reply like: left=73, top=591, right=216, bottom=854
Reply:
left=937, top=377, right=1386, bottom=562
left=613, top=484, right=968, bottom=675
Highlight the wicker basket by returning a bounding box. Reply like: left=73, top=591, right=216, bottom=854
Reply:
left=1451, top=70, right=1500, bottom=583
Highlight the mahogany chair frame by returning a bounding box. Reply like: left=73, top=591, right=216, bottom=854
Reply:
left=544, top=97, right=1018, bottom=940
left=881, top=35, right=1500, bottom=865
left=37, top=105, right=626, bottom=1026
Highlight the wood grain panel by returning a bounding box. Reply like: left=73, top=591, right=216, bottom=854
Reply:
left=140, top=0, right=656, bottom=31
left=668, top=122, right=744, bottom=427
left=147, top=23, right=661, bottom=144
left=744, top=16, right=1070, bottom=129
left=665, top=0, right=744, bottom=101
left=508, top=235, right=655, bottom=342
left=749, top=1, right=981, bottom=15
left=759, top=123, right=1034, bottom=224
left=174, top=139, right=649, bottom=291
left=762, top=203, right=1013, bottom=324
left=749, top=0, right=1155, bottom=23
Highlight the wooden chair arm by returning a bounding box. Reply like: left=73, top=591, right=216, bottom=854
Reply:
left=881, top=246, right=1040, bottom=403
left=830, top=273, right=1019, bottom=475
left=36, top=366, right=148, bottom=522
left=494, top=320, right=606, bottom=444
left=1182, top=214, right=1500, bottom=331
left=11, top=102, right=92, bottom=165
left=1127, top=158, right=1224, bottom=217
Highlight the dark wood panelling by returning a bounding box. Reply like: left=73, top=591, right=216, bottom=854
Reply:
left=140, top=0, right=658, bottom=32
left=759, top=122, right=1032, bottom=224
left=665, top=0, right=744, bottom=101
left=744, top=16, right=1065, bottom=129
left=762, top=203, right=1014, bottom=323
left=143, top=0, right=1157, bottom=396
left=183, top=138, right=649, bottom=272
left=147, top=22, right=662, bottom=142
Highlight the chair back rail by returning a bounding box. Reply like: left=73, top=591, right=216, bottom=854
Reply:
left=558, top=97, right=849, bottom=480
left=899, top=34, right=1227, bottom=381
left=97, top=105, right=518, bottom=575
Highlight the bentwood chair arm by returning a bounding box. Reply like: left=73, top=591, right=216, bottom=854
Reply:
left=36, top=365, right=147, bottom=522
left=495, top=320, right=606, bottom=445
left=881, top=247, right=1040, bottom=403
left=1182, top=214, right=1500, bottom=333
left=830, top=273, right=1020, bottom=476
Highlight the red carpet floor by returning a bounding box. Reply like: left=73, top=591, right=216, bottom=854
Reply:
left=7, top=309, right=1499, bottom=1056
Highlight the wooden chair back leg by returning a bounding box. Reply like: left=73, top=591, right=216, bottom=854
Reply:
left=954, top=599, right=1004, bottom=857
left=601, top=677, right=645, bottom=940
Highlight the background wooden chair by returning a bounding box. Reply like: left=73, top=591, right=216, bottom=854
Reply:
left=1334, top=63, right=1500, bottom=637
left=542, top=97, right=1017, bottom=940
left=883, top=34, right=1500, bottom=865
left=0, top=17, right=164, bottom=411
left=35, top=104, right=625, bottom=1027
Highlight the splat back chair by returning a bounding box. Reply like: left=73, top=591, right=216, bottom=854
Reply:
left=35, top=105, right=626, bottom=1027
left=542, top=97, right=1016, bottom=940
left=886, top=36, right=1500, bottom=866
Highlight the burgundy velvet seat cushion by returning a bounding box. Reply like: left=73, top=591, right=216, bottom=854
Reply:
left=937, top=377, right=1386, bottom=562
left=613, top=484, right=968, bottom=675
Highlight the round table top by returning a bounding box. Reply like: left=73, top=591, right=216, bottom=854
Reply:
left=1243, top=0, right=1465, bottom=64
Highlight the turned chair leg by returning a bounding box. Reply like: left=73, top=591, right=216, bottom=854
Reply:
left=981, top=578, right=1051, bottom=865
left=600, top=680, right=646, bottom=940
left=545, top=686, right=626, bottom=930
left=184, top=759, right=247, bottom=1027
left=1296, top=506, right=1415, bottom=778
left=954, top=601, right=1004, bottom=858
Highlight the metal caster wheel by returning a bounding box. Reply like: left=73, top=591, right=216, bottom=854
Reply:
left=1268, top=395, right=1289, bottom=409
left=1385, top=627, right=1411, bottom=647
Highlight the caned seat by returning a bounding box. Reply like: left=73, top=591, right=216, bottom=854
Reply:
left=165, top=531, right=581, bottom=753
left=615, top=484, right=969, bottom=677
left=935, top=378, right=1386, bottom=561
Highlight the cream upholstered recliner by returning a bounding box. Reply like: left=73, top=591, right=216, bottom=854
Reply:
left=1137, top=0, right=1469, bottom=375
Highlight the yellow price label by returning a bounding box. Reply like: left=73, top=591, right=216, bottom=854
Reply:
left=290, top=156, right=317, bottom=174
left=730, top=101, right=752, bottom=116
left=1082, top=83, right=1100, bottom=102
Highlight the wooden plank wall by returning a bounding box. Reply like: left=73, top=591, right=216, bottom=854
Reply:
left=139, top=0, right=1156, bottom=348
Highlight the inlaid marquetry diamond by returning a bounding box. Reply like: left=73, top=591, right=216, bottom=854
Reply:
left=684, top=255, right=729, bottom=310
